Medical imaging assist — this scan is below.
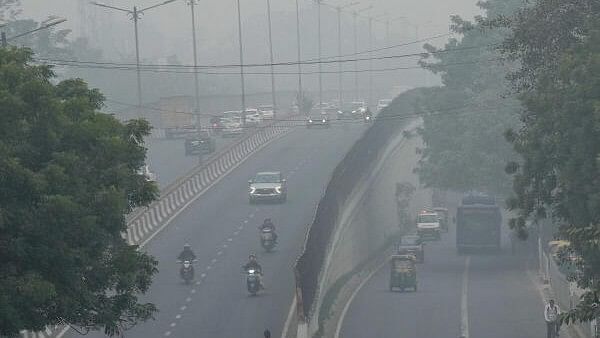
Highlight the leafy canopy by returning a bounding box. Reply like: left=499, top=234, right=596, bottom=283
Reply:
left=0, top=47, right=158, bottom=336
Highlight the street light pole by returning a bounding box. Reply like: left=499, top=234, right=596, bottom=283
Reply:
left=352, top=5, right=371, bottom=102
left=188, top=0, right=201, bottom=114
left=334, top=1, right=359, bottom=109
left=368, top=16, right=372, bottom=108
left=92, top=0, right=177, bottom=113
left=132, top=6, right=142, bottom=109
left=266, top=0, right=277, bottom=117
left=295, top=0, right=303, bottom=112
left=235, top=0, right=246, bottom=121
left=316, top=0, right=323, bottom=111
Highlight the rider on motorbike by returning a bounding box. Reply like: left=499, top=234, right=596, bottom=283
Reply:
left=259, top=218, right=278, bottom=243
left=178, top=243, right=197, bottom=262
left=243, top=254, right=264, bottom=289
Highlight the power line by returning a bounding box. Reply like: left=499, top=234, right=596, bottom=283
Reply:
left=32, top=41, right=495, bottom=71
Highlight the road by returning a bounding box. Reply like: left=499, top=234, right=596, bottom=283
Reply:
left=340, top=220, right=547, bottom=338
left=67, top=121, right=367, bottom=338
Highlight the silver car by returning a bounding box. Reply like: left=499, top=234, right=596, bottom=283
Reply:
left=248, top=171, right=287, bottom=203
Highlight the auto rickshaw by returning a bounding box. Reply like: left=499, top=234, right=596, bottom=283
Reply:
left=433, top=207, right=449, bottom=232
left=389, top=254, right=417, bottom=292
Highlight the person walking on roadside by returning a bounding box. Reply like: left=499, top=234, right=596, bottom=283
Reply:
left=544, top=299, right=561, bottom=338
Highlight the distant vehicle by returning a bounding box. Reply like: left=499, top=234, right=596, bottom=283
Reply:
left=306, top=112, right=330, bottom=128
left=137, top=165, right=157, bottom=182
left=184, top=131, right=216, bottom=156
left=377, top=99, right=392, bottom=111
left=165, top=125, right=199, bottom=140
left=433, top=207, right=450, bottom=232
left=248, top=171, right=287, bottom=203
left=258, top=105, right=275, bottom=120
left=350, top=101, right=367, bottom=119
left=416, top=209, right=441, bottom=241
left=221, top=116, right=244, bottom=138
left=397, top=234, right=425, bottom=263
left=244, top=109, right=263, bottom=126
left=456, top=193, right=502, bottom=253
left=209, top=116, right=224, bottom=135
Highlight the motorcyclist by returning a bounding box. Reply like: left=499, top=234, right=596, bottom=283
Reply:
left=178, top=243, right=197, bottom=262
left=544, top=299, right=561, bottom=338
left=259, top=218, right=278, bottom=243
left=243, top=254, right=264, bottom=289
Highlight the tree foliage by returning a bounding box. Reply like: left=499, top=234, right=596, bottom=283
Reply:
left=415, top=0, right=522, bottom=197
left=0, top=47, right=159, bottom=336
left=502, top=0, right=600, bottom=324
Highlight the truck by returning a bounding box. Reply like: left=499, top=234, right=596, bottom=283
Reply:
left=156, top=96, right=198, bottom=139
left=456, top=194, right=502, bottom=253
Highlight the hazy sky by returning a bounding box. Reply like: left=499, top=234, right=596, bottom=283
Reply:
left=20, top=0, right=482, bottom=62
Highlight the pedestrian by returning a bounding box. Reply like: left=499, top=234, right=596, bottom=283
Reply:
left=544, top=299, right=561, bottom=338
left=264, top=329, right=271, bottom=338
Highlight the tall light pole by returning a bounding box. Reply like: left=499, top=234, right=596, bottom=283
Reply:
left=315, top=0, right=323, bottom=111
left=295, top=0, right=303, bottom=112
left=368, top=14, right=385, bottom=109
left=352, top=5, right=371, bottom=101
left=266, top=0, right=277, bottom=117
left=92, top=0, right=177, bottom=111
left=235, top=0, right=246, bottom=121
left=187, top=0, right=201, bottom=114
left=335, top=2, right=359, bottom=109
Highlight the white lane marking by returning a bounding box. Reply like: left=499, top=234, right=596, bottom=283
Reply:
left=217, top=251, right=223, bottom=256
left=195, top=280, right=202, bottom=285
left=243, top=220, right=248, bottom=224
left=200, top=273, right=207, bottom=278
left=175, top=314, right=181, bottom=319
left=249, top=213, right=255, bottom=218
left=281, top=295, right=297, bottom=338
left=56, top=326, right=70, bottom=338
left=334, top=260, right=388, bottom=338
left=186, top=297, right=192, bottom=302
left=238, top=225, right=244, bottom=230
left=223, top=244, right=228, bottom=248
left=211, top=258, right=217, bottom=263
left=233, top=231, right=239, bottom=236
left=460, top=256, right=471, bottom=338
left=164, top=331, right=171, bottom=336
left=191, top=289, right=196, bottom=294
left=170, top=322, right=176, bottom=328
left=180, top=306, right=187, bottom=311
left=206, top=266, right=212, bottom=270
left=227, top=238, right=233, bottom=242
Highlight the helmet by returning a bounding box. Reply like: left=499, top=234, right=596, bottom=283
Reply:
left=184, top=243, right=191, bottom=249
left=249, top=253, right=257, bottom=260
left=264, top=218, right=272, bottom=223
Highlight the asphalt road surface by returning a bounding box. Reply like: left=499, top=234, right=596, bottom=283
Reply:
left=340, top=220, right=547, bottom=338
left=67, top=121, right=367, bottom=338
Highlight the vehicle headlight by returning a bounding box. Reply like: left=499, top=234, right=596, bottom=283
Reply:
left=275, top=186, right=282, bottom=193
left=308, top=119, right=313, bottom=123
left=322, top=119, right=326, bottom=123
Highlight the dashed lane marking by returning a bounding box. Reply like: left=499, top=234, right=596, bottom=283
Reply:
left=180, top=306, right=187, bottom=311
left=175, top=314, right=181, bottom=319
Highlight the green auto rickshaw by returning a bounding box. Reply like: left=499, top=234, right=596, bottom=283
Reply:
left=389, top=254, right=417, bottom=292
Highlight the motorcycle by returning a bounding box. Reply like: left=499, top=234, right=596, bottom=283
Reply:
left=246, top=269, right=261, bottom=295
left=363, top=114, right=372, bottom=123
left=260, top=228, right=277, bottom=252
left=179, top=260, right=195, bottom=284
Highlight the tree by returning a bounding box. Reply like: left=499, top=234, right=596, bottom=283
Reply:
left=0, top=47, right=159, bottom=336
left=502, top=0, right=600, bottom=324
left=415, top=0, right=522, bottom=197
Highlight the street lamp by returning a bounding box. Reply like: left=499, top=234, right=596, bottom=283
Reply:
left=352, top=5, right=372, bottom=101
left=187, top=0, right=201, bottom=115
left=295, top=0, right=303, bottom=112
left=91, top=0, right=177, bottom=111
left=315, top=0, right=323, bottom=112
left=334, top=1, right=359, bottom=109
left=235, top=0, right=246, bottom=121
left=266, top=0, right=277, bottom=117
left=368, top=13, right=385, bottom=109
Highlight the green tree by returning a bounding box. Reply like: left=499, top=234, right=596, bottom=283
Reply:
left=0, top=47, right=159, bottom=336
left=415, top=0, right=522, bottom=197
left=503, top=0, right=600, bottom=324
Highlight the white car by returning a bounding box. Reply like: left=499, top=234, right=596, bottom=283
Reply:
left=244, top=109, right=263, bottom=125
left=221, top=116, right=244, bottom=137
left=248, top=171, right=287, bottom=203
left=377, top=99, right=392, bottom=111
left=416, top=210, right=441, bottom=241
left=258, top=105, right=275, bottom=120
